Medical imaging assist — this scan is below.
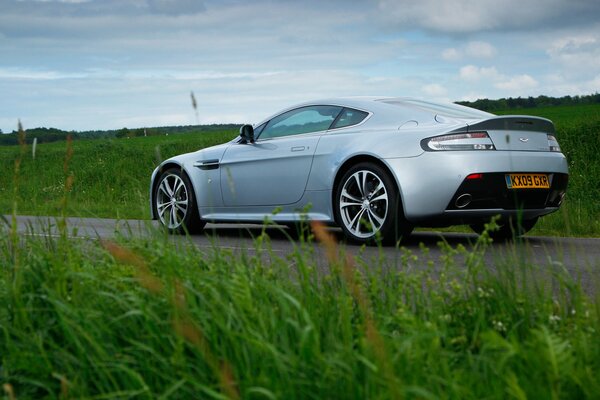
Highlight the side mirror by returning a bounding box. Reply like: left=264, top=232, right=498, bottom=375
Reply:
left=239, top=124, right=254, bottom=144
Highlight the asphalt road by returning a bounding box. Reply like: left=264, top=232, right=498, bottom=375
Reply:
left=7, top=215, right=600, bottom=294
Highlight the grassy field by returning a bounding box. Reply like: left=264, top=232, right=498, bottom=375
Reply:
left=0, top=103, right=599, bottom=236
left=0, top=130, right=236, bottom=219
left=1, top=219, right=599, bottom=398
left=1, top=105, right=599, bottom=397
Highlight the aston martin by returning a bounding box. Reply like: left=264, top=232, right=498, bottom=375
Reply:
left=150, top=97, right=568, bottom=243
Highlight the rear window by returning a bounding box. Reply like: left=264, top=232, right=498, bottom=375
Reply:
left=331, top=108, right=369, bottom=129
left=380, top=99, right=491, bottom=119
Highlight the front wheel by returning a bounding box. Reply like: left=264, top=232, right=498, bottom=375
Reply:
left=154, top=168, right=205, bottom=234
left=470, top=216, right=538, bottom=241
left=334, top=162, right=412, bottom=245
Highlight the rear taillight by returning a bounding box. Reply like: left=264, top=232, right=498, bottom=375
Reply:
left=422, top=132, right=496, bottom=151
left=466, top=173, right=483, bottom=180
left=547, top=134, right=561, bottom=152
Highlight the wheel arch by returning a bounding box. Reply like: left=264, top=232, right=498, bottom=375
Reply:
left=331, top=155, right=407, bottom=224
left=150, top=161, right=192, bottom=220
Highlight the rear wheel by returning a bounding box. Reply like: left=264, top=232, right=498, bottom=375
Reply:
left=334, top=162, right=412, bottom=245
left=470, top=216, right=538, bottom=241
left=154, top=168, right=205, bottom=234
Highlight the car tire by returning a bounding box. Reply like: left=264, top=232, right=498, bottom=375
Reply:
left=470, top=216, right=538, bottom=241
left=334, top=162, right=412, bottom=245
left=154, top=168, right=205, bottom=234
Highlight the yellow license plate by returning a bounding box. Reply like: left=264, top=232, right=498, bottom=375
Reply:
left=505, top=173, right=550, bottom=189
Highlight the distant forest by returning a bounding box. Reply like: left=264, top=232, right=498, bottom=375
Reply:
left=1, top=93, right=599, bottom=146
left=0, top=124, right=239, bottom=146
left=456, top=93, right=600, bottom=112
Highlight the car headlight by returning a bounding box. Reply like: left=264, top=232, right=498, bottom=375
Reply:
left=421, top=132, right=496, bottom=151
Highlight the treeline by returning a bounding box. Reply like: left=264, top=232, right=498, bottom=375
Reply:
left=456, top=93, right=600, bottom=112
left=0, top=127, right=78, bottom=146
left=113, top=124, right=238, bottom=138
left=0, top=124, right=239, bottom=146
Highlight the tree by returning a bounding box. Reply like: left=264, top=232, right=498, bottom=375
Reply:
left=116, top=127, right=130, bottom=138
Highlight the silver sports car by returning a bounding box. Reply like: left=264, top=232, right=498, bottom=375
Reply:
left=150, top=97, right=568, bottom=243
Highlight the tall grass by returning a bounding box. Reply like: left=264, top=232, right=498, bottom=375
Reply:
left=1, top=218, right=599, bottom=398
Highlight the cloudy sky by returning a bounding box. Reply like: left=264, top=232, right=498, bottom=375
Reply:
left=1, top=0, right=599, bottom=133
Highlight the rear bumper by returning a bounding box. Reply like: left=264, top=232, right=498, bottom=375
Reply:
left=385, top=150, right=569, bottom=222
left=446, top=172, right=568, bottom=211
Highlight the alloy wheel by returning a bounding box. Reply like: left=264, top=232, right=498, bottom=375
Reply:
left=156, top=173, right=189, bottom=229
left=339, top=169, right=389, bottom=238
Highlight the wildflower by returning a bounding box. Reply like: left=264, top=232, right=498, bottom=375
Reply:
left=492, top=320, right=506, bottom=333
left=549, top=314, right=561, bottom=324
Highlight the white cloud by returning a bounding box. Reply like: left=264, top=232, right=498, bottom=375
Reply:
left=546, top=35, right=600, bottom=76
left=548, top=36, right=598, bottom=55
left=460, top=92, right=488, bottom=102
left=494, top=74, right=538, bottom=91
left=421, top=83, right=447, bottom=97
left=459, top=65, right=500, bottom=81
left=540, top=73, right=600, bottom=96
left=0, top=67, right=86, bottom=80
left=459, top=65, right=539, bottom=93
left=442, top=41, right=496, bottom=62
left=442, top=48, right=460, bottom=61
left=465, top=41, right=496, bottom=58
left=590, top=75, right=600, bottom=91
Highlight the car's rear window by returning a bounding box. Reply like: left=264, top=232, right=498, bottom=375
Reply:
left=380, top=99, right=491, bottom=119
left=331, top=108, right=369, bottom=129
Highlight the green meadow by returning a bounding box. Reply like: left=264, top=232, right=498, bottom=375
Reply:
left=0, top=130, right=235, bottom=219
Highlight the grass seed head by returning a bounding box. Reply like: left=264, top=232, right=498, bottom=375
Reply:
left=3, top=384, right=15, bottom=400
left=101, top=240, right=164, bottom=293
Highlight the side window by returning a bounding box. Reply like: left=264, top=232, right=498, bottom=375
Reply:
left=331, top=108, right=369, bottom=129
left=259, top=105, right=342, bottom=140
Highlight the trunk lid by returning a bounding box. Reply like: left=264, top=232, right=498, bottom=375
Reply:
left=466, top=116, right=554, bottom=151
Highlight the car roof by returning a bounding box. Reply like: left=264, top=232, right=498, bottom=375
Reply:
left=257, top=97, right=491, bottom=128
left=301, top=96, right=490, bottom=116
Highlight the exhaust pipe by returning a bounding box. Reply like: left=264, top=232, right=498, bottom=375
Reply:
left=455, top=193, right=472, bottom=209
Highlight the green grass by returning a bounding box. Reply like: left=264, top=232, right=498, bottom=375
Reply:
left=0, top=130, right=236, bottom=219
left=1, top=219, right=599, bottom=398
left=496, top=103, right=600, bottom=124
left=0, top=103, right=599, bottom=236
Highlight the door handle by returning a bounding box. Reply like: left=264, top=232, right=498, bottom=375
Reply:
left=291, top=146, right=306, bottom=152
